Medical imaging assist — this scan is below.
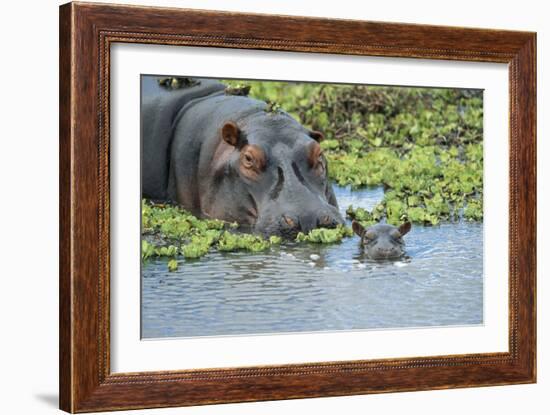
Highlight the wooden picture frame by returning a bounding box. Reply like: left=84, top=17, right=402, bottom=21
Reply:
left=59, top=2, right=536, bottom=412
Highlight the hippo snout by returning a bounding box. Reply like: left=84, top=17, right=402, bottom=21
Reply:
left=318, top=214, right=340, bottom=227
left=283, top=212, right=342, bottom=231
left=370, top=246, right=403, bottom=260
left=267, top=210, right=343, bottom=239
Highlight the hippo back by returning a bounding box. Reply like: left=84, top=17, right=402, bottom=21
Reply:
left=141, top=77, right=225, bottom=200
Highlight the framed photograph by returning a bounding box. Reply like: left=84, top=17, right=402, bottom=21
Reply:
left=59, top=2, right=536, bottom=412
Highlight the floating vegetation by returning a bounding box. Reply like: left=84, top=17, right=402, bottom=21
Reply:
left=145, top=201, right=305, bottom=267
left=142, top=200, right=355, bottom=269
left=463, top=199, right=483, bottom=221
left=340, top=143, right=482, bottom=225
left=181, top=234, right=215, bottom=259
left=217, top=231, right=271, bottom=252
left=141, top=240, right=178, bottom=261
left=167, top=259, right=179, bottom=272
left=345, top=205, right=381, bottom=228
left=295, top=225, right=353, bottom=244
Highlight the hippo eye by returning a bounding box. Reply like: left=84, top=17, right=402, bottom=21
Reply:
left=390, top=230, right=404, bottom=244
left=239, top=144, right=266, bottom=176
left=364, top=230, right=377, bottom=241
left=314, top=154, right=325, bottom=174
left=242, top=153, right=254, bottom=168
left=390, top=230, right=401, bottom=239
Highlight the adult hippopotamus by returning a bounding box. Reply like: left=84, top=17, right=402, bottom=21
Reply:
left=352, top=220, right=412, bottom=260
left=142, top=77, right=344, bottom=238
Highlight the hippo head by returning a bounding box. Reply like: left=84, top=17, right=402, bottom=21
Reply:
left=352, top=220, right=412, bottom=260
left=209, top=113, right=344, bottom=238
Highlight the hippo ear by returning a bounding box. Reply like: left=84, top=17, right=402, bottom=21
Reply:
left=352, top=220, right=365, bottom=237
left=309, top=130, right=325, bottom=142
left=221, top=121, right=242, bottom=147
left=398, top=221, right=412, bottom=236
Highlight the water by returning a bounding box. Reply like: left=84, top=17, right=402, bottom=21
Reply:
left=141, top=185, right=483, bottom=339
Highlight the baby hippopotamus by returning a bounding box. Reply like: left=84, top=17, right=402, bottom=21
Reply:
left=352, top=220, right=412, bottom=260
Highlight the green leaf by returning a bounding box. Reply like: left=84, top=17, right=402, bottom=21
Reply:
left=167, top=259, right=178, bottom=272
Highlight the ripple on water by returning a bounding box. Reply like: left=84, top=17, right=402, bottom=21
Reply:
left=141, top=186, right=483, bottom=338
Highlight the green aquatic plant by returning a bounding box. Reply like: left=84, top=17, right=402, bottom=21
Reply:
left=181, top=234, right=219, bottom=259
left=345, top=205, right=377, bottom=227
left=295, top=224, right=353, bottom=244
left=167, top=259, right=179, bottom=272
left=141, top=239, right=155, bottom=261
left=155, top=245, right=179, bottom=257
left=217, top=231, right=271, bottom=252
left=181, top=243, right=208, bottom=259
left=141, top=239, right=178, bottom=260
left=346, top=203, right=440, bottom=227
left=464, top=199, right=483, bottom=221
left=142, top=200, right=231, bottom=240
left=330, top=143, right=483, bottom=225
left=142, top=201, right=305, bottom=268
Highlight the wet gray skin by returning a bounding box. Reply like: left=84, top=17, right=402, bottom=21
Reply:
left=352, top=220, right=412, bottom=260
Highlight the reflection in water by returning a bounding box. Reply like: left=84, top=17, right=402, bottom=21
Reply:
left=141, top=186, right=483, bottom=338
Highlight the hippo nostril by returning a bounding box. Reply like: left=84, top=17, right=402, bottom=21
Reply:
left=317, top=215, right=337, bottom=228
left=374, top=247, right=401, bottom=259
left=278, top=215, right=301, bottom=239
left=282, top=215, right=296, bottom=228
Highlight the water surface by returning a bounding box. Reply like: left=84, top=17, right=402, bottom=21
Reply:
left=141, top=186, right=483, bottom=338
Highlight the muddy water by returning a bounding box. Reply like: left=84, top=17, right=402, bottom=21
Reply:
left=141, top=186, right=483, bottom=339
